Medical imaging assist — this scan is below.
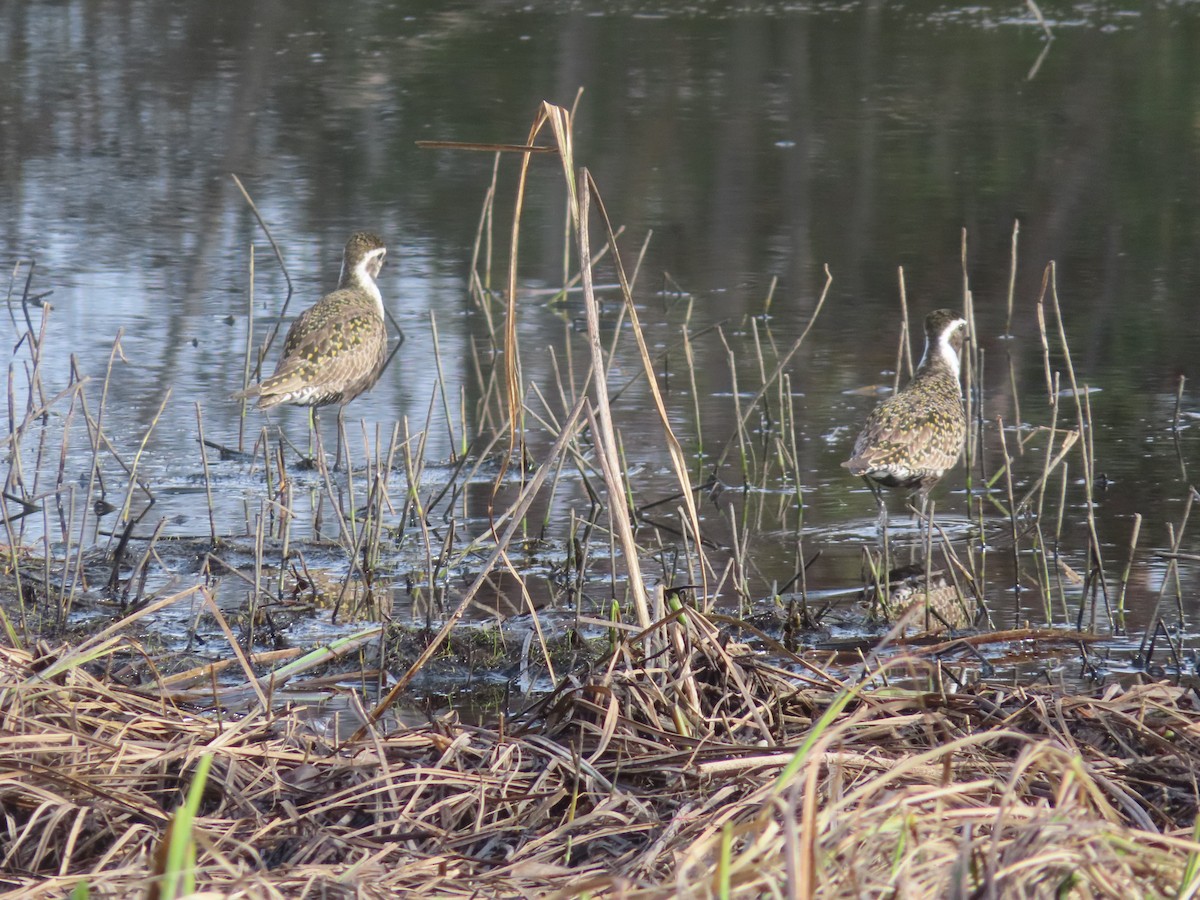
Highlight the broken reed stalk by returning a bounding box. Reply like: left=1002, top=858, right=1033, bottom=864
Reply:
left=195, top=402, right=217, bottom=544
left=428, top=310, right=460, bottom=463
left=1025, top=375, right=1067, bottom=515
left=920, top=501, right=935, bottom=631
left=112, top=385, right=170, bottom=528
left=231, top=174, right=293, bottom=380
left=723, top=502, right=751, bottom=613
left=996, top=419, right=1022, bottom=609
left=578, top=388, right=653, bottom=628
left=1030, top=519, right=1055, bottom=625
left=469, top=331, right=503, bottom=436
left=1137, top=488, right=1195, bottom=662
left=1006, top=218, right=1019, bottom=336
left=457, top=383, right=469, bottom=461
left=1054, top=463, right=1069, bottom=595
left=750, top=316, right=770, bottom=396
left=1036, top=266, right=1054, bottom=403
left=721, top=328, right=751, bottom=484
left=15, top=264, right=51, bottom=424
left=960, top=231, right=975, bottom=497
left=0, top=504, right=25, bottom=642
left=468, top=151, right=500, bottom=316
left=1007, top=350, right=1024, bottom=456
left=782, top=373, right=803, bottom=516
left=238, top=244, right=254, bottom=452
left=53, top=379, right=85, bottom=533
left=260, top=428, right=276, bottom=537
left=1081, top=388, right=1111, bottom=628
left=247, top=501, right=267, bottom=650
left=1114, top=512, right=1141, bottom=633
left=547, top=339, right=573, bottom=418
left=1047, top=263, right=1107, bottom=611
left=366, top=423, right=401, bottom=570
left=1174, top=374, right=1188, bottom=481
left=896, top=265, right=913, bottom=389
left=276, top=451, right=293, bottom=602
left=398, top=414, right=432, bottom=561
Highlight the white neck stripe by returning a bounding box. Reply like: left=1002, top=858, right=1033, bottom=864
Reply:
left=340, top=249, right=385, bottom=314
left=918, top=320, right=965, bottom=379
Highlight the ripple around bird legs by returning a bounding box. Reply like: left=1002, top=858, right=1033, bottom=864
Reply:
left=813, top=511, right=979, bottom=547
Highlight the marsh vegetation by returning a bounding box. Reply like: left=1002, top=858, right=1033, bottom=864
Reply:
left=4, top=97, right=1200, bottom=897
left=6, top=3, right=1200, bottom=896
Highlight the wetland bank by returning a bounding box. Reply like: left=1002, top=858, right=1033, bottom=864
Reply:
left=5, top=2, right=1200, bottom=897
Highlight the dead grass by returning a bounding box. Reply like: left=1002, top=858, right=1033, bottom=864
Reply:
left=3, top=617, right=1199, bottom=898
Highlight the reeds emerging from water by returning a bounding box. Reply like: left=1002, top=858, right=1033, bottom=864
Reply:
left=2, top=100, right=1198, bottom=897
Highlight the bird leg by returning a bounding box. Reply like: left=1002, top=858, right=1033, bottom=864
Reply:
left=333, top=406, right=347, bottom=473
left=309, top=408, right=328, bottom=468
left=864, top=477, right=889, bottom=533
left=863, top=477, right=894, bottom=594
left=919, top=499, right=936, bottom=632
left=308, top=408, right=320, bottom=464
left=908, top=491, right=938, bottom=561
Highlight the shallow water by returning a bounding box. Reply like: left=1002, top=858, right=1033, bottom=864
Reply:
left=4, top=1, right=1200, bottom=695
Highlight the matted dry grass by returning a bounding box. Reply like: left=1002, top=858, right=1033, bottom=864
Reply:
left=3, top=608, right=1199, bottom=898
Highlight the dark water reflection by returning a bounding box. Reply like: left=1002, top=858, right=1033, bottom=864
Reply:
left=4, top=1, right=1200, bottom=683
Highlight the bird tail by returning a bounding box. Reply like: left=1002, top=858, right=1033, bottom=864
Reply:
left=234, top=370, right=318, bottom=409
left=231, top=378, right=286, bottom=409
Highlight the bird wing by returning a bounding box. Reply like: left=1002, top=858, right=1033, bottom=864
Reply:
left=845, top=389, right=965, bottom=475
left=277, top=289, right=374, bottom=358
left=255, top=292, right=387, bottom=404
left=275, top=315, right=385, bottom=379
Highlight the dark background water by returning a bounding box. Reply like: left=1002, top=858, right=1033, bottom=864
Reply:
left=4, top=1, right=1200, bottom=658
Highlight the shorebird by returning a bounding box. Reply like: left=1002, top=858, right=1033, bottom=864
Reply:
left=237, top=232, right=389, bottom=440
left=875, top=564, right=978, bottom=633
left=843, top=308, right=968, bottom=518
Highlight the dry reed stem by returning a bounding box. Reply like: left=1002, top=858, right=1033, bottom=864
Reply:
left=582, top=170, right=714, bottom=616
left=230, top=175, right=293, bottom=384
left=500, top=102, right=579, bottom=467
left=576, top=174, right=653, bottom=630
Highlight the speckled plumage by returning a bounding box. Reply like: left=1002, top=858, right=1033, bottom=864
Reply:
left=843, top=309, right=967, bottom=497
left=238, top=232, right=388, bottom=410
left=878, top=569, right=977, bottom=633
